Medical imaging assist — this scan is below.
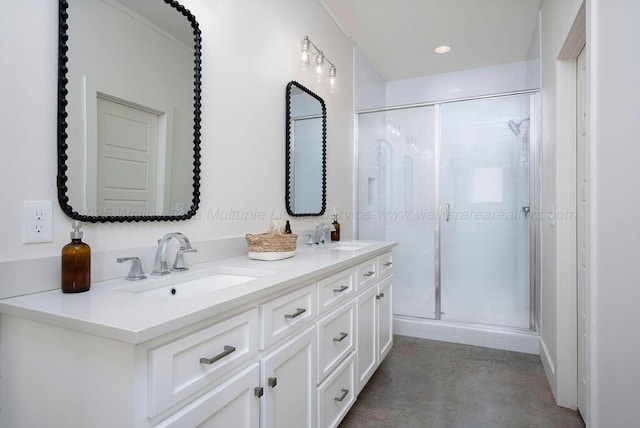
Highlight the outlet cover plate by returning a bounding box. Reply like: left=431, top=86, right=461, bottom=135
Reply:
left=24, top=200, right=53, bottom=244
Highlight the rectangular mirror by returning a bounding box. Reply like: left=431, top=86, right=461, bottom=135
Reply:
left=57, top=0, right=202, bottom=222
left=285, top=81, right=327, bottom=216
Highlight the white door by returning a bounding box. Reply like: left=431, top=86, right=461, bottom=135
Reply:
left=261, top=327, right=317, bottom=428
left=576, top=44, right=588, bottom=418
left=97, top=96, right=159, bottom=215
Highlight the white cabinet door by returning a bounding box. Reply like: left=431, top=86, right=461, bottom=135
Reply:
left=261, top=326, right=317, bottom=428
left=156, top=363, right=260, bottom=428
left=377, top=278, right=393, bottom=363
left=317, top=352, right=356, bottom=428
left=356, top=285, right=378, bottom=394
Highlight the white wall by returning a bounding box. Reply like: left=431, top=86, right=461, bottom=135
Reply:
left=354, top=47, right=386, bottom=111
left=540, top=0, right=640, bottom=425
left=526, top=11, right=541, bottom=89
left=589, top=0, right=640, bottom=425
left=0, top=0, right=354, bottom=295
left=538, top=0, right=583, bottom=405
left=385, top=61, right=530, bottom=106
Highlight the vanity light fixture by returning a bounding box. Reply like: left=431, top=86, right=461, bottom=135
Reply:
left=300, top=36, right=337, bottom=92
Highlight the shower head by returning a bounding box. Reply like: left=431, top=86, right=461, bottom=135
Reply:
left=508, top=117, right=531, bottom=136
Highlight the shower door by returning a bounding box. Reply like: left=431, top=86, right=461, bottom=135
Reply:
left=439, top=96, right=531, bottom=328
left=357, top=93, right=535, bottom=329
left=357, top=107, right=437, bottom=319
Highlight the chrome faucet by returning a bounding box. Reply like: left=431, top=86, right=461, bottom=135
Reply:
left=117, top=257, right=147, bottom=281
left=313, top=222, right=335, bottom=244
left=151, top=232, right=197, bottom=275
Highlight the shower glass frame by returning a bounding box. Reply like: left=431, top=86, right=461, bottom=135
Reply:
left=354, top=90, right=541, bottom=332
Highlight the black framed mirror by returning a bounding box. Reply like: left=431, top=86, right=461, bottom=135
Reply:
left=57, top=0, right=201, bottom=222
left=285, top=81, right=327, bottom=216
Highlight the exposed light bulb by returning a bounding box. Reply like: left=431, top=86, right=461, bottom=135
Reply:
left=434, top=45, right=451, bottom=54
left=329, top=65, right=337, bottom=93
left=315, top=52, right=325, bottom=82
left=301, top=36, right=310, bottom=70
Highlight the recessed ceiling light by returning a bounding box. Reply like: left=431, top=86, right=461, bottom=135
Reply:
left=434, top=45, right=451, bottom=54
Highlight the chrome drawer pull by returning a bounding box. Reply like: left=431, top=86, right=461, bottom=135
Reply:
left=284, top=308, right=306, bottom=319
left=200, top=345, right=236, bottom=365
left=333, top=285, right=349, bottom=293
left=333, top=332, right=348, bottom=343
left=363, top=271, right=375, bottom=277
left=383, top=261, right=393, bottom=267
left=268, top=377, right=277, bottom=388
left=334, top=389, right=349, bottom=402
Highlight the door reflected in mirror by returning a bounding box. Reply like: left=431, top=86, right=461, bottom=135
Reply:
left=285, top=81, right=327, bottom=216
left=58, top=0, right=201, bottom=222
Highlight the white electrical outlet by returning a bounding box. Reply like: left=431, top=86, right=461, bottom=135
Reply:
left=24, top=201, right=53, bottom=244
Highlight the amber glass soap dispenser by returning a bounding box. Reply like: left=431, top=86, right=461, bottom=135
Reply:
left=61, top=221, right=91, bottom=293
left=331, top=208, right=341, bottom=241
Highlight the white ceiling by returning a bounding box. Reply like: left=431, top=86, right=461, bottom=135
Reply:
left=319, top=0, right=541, bottom=81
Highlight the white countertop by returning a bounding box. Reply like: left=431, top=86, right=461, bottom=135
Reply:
left=0, top=241, right=396, bottom=345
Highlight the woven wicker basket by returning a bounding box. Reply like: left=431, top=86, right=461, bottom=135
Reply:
left=246, top=233, right=298, bottom=260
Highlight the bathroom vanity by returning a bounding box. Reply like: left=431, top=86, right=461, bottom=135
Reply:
left=0, top=240, right=395, bottom=428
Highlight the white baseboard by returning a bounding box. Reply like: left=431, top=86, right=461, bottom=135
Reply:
left=539, top=336, right=557, bottom=398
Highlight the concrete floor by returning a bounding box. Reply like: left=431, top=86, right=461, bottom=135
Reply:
left=340, top=335, right=585, bottom=428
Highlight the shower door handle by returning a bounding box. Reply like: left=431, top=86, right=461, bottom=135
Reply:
left=445, top=203, right=451, bottom=222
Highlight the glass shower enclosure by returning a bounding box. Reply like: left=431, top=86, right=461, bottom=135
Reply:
left=357, top=93, right=538, bottom=330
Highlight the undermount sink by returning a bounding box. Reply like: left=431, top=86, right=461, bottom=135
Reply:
left=118, top=266, right=275, bottom=299
left=324, top=241, right=374, bottom=251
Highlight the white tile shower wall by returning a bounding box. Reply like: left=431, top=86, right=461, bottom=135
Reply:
left=394, top=316, right=539, bottom=355
left=385, top=61, right=530, bottom=107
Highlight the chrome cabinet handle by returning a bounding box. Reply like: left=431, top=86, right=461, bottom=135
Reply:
left=445, top=203, right=451, bottom=222
left=333, top=285, right=349, bottom=293
left=333, top=332, right=348, bottom=342
left=363, top=271, right=375, bottom=277
left=284, top=308, right=306, bottom=319
left=255, top=387, right=264, bottom=398
left=268, top=377, right=277, bottom=388
left=200, top=345, right=236, bottom=364
left=334, top=389, right=349, bottom=402
left=376, top=293, right=385, bottom=300
left=383, top=261, right=393, bottom=267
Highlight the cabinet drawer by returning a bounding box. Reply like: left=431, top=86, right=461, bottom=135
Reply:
left=317, top=301, right=356, bottom=383
left=261, top=283, right=317, bottom=349
left=155, top=363, right=260, bottom=428
left=148, top=308, right=259, bottom=417
left=378, top=252, right=393, bottom=279
left=355, top=258, right=377, bottom=291
left=317, top=352, right=356, bottom=428
left=317, top=269, right=354, bottom=314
